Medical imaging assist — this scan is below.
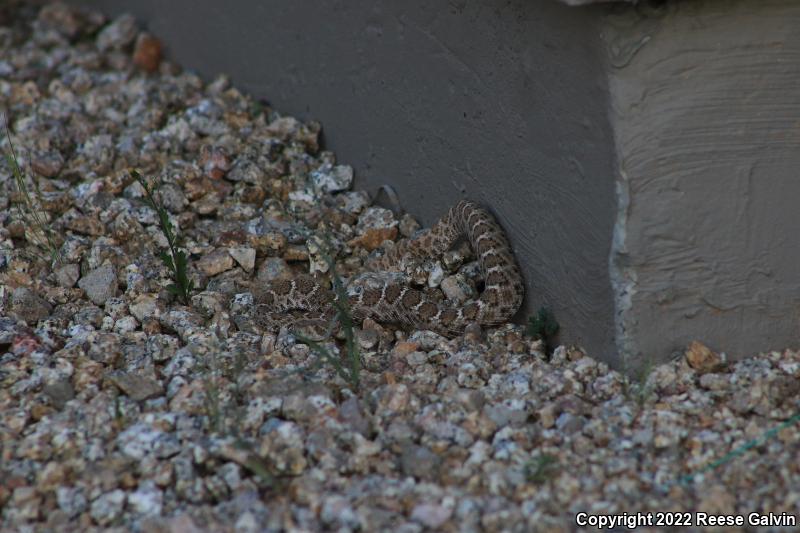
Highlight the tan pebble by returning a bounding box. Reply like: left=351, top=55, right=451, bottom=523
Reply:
left=348, top=227, right=398, bottom=251
left=30, top=403, right=53, bottom=421
left=65, top=214, right=105, bottom=236
left=142, top=318, right=161, bottom=334
left=196, top=248, right=235, bottom=276
left=228, top=246, right=256, bottom=272
left=392, top=341, right=420, bottom=357
left=132, top=33, right=162, bottom=72
left=283, top=244, right=309, bottom=262
left=538, top=404, right=557, bottom=429
left=685, top=340, right=724, bottom=373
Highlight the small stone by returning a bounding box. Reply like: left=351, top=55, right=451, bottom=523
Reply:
left=56, top=487, right=87, bottom=518
left=129, top=294, right=161, bottom=322
left=427, top=262, right=446, bottom=288
left=37, top=2, right=88, bottom=40
left=685, top=340, right=724, bottom=373
left=199, top=145, right=232, bottom=179
left=250, top=231, right=287, bottom=255
left=399, top=213, right=421, bottom=238
left=11, top=287, right=52, bottom=325
left=406, top=351, right=428, bottom=367
left=107, top=371, right=164, bottom=401
left=538, top=404, right=557, bottom=429
left=400, top=443, right=441, bottom=481
left=441, top=274, right=475, bottom=304
left=339, top=397, right=371, bottom=436
left=229, top=247, right=256, bottom=272
left=283, top=245, right=309, bottom=262
left=64, top=212, right=106, bottom=236
left=55, top=263, right=80, bottom=288
left=256, top=258, right=292, bottom=284
left=698, top=484, right=736, bottom=515
left=113, top=315, right=138, bottom=333
left=392, top=341, right=420, bottom=357
left=78, top=264, right=118, bottom=305
left=197, top=248, right=235, bottom=276
left=31, top=150, right=65, bottom=177
left=356, top=328, right=379, bottom=350
left=309, top=163, right=353, bottom=194
left=43, top=380, right=75, bottom=410
left=132, top=33, right=162, bottom=72
left=128, top=480, right=163, bottom=516
left=555, top=412, right=585, bottom=433
left=97, top=13, right=138, bottom=51
left=349, top=207, right=399, bottom=251
left=411, top=504, right=453, bottom=529
left=90, top=490, right=126, bottom=526
left=338, top=191, right=370, bottom=215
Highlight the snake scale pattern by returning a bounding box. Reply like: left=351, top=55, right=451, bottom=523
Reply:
left=254, top=200, right=524, bottom=338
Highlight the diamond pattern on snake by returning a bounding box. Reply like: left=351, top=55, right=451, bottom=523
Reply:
left=254, top=200, right=524, bottom=338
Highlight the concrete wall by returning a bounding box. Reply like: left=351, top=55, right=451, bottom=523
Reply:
left=604, top=0, right=800, bottom=367
left=71, top=0, right=620, bottom=363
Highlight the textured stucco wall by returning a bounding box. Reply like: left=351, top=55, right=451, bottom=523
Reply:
left=605, top=0, right=800, bottom=367
left=70, top=0, right=620, bottom=363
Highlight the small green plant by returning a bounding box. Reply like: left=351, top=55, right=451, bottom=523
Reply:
left=621, top=359, right=655, bottom=408
left=4, top=124, right=61, bottom=264
left=524, top=452, right=559, bottom=484
left=131, top=169, right=194, bottom=304
left=293, top=235, right=360, bottom=391
left=527, top=307, right=559, bottom=350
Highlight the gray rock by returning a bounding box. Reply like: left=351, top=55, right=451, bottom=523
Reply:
left=197, top=248, right=235, bottom=276
left=338, top=191, right=370, bottom=215
left=411, top=503, right=453, bottom=529
left=0, top=317, right=20, bottom=344
left=43, top=380, right=75, bottom=409
left=117, top=423, right=178, bottom=460
left=399, top=213, right=421, bottom=238
left=55, top=263, right=80, bottom=288
left=441, top=274, right=475, bottom=304
left=400, top=443, right=441, bottom=481
left=128, top=480, right=163, bottom=516
left=229, top=246, right=256, bottom=272
left=56, top=486, right=87, bottom=518
left=107, top=371, right=164, bottom=401
left=74, top=304, right=105, bottom=327
left=256, top=257, right=292, bottom=284
left=78, top=264, right=118, bottom=305
left=11, top=287, right=52, bottom=325
left=309, top=163, right=353, bottom=194
left=96, top=13, right=138, bottom=51
left=129, top=294, right=160, bottom=321
left=89, top=489, right=126, bottom=526
left=357, top=207, right=398, bottom=233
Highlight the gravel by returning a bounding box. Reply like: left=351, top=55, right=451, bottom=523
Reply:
left=1, top=3, right=799, bottom=532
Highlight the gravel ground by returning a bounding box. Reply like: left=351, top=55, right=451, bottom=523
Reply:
left=1, top=3, right=800, bottom=532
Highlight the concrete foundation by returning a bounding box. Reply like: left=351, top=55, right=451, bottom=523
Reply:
left=605, top=0, right=800, bottom=367
left=67, top=0, right=800, bottom=368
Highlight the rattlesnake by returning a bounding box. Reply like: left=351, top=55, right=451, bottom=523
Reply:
left=254, top=200, right=524, bottom=338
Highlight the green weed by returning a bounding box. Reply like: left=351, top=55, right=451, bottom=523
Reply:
left=527, top=306, right=559, bottom=351
left=293, top=235, right=360, bottom=391
left=131, top=169, right=194, bottom=304
left=524, top=452, right=559, bottom=484
left=4, top=124, right=61, bottom=264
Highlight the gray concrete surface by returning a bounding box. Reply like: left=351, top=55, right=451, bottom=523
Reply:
left=604, top=0, right=800, bottom=367
left=71, top=0, right=620, bottom=363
